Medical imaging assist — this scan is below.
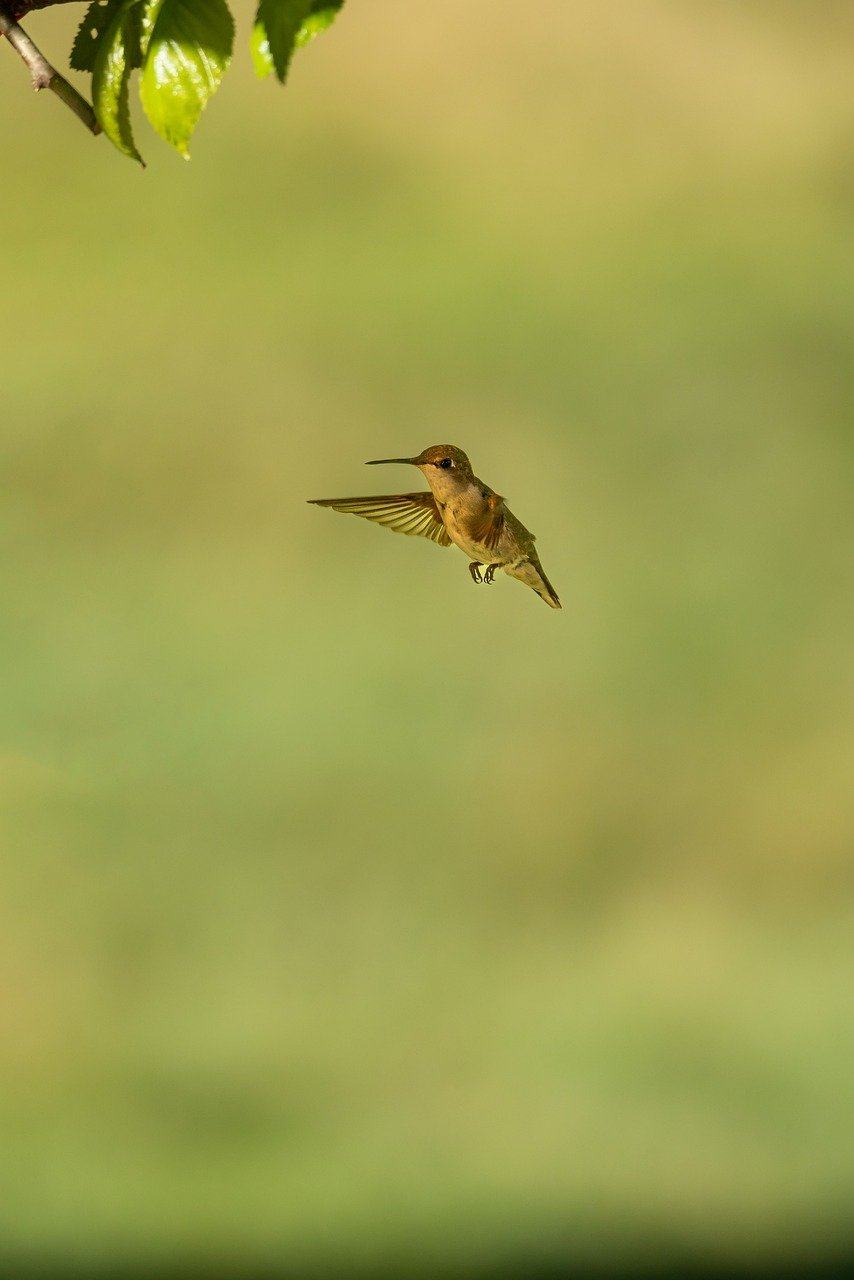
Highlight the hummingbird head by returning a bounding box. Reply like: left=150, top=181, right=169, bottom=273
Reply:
left=365, top=445, right=473, bottom=478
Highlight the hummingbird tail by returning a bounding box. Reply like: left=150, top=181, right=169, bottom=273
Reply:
left=505, top=554, right=562, bottom=609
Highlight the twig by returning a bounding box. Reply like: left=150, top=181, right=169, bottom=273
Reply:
left=0, top=2, right=101, bottom=136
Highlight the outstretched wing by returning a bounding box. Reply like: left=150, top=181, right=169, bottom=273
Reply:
left=308, top=492, right=452, bottom=546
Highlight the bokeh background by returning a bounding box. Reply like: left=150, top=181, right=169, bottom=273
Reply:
left=1, top=1, right=853, bottom=1274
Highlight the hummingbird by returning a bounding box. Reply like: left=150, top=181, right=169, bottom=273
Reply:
left=309, top=445, right=561, bottom=609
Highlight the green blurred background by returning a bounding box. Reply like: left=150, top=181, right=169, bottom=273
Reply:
left=1, top=1, right=853, bottom=1274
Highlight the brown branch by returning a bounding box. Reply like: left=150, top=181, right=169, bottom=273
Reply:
left=0, top=2, right=100, bottom=135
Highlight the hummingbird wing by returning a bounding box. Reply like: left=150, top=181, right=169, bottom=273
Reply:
left=471, top=493, right=505, bottom=553
left=308, top=492, right=452, bottom=546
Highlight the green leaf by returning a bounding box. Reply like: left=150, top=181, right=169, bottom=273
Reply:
left=92, top=1, right=145, bottom=164
left=252, top=0, right=343, bottom=84
left=138, top=0, right=164, bottom=55
left=295, top=2, right=343, bottom=49
left=249, top=13, right=276, bottom=80
left=139, top=0, right=234, bottom=157
left=71, top=0, right=126, bottom=73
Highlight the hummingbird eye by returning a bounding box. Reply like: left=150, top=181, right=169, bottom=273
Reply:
left=438, top=458, right=453, bottom=469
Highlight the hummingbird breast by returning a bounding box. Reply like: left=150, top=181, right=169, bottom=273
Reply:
left=437, top=480, right=517, bottom=564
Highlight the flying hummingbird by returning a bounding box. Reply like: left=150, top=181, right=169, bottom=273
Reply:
left=309, top=445, right=561, bottom=609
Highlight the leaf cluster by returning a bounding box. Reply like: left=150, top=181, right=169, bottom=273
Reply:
left=68, top=0, right=344, bottom=162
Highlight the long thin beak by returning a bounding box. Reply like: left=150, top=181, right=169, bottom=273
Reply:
left=365, top=457, right=417, bottom=466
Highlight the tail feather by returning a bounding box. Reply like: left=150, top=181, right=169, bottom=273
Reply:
left=504, top=555, right=561, bottom=609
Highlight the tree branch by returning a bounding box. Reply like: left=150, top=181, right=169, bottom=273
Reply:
left=0, top=2, right=100, bottom=136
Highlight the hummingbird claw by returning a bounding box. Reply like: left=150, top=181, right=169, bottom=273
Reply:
left=468, top=562, right=483, bottom=584
left=483, top=565, right=496, bottom=584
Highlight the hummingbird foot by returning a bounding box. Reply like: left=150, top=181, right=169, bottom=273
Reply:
left=483, top=564, right=497, bottom=584
left=468, top=562, right=483, bottom=584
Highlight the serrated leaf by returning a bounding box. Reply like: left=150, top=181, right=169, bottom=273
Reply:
left=71, top=0, right=125, bottom=73
left=139, top=0, right=234, bottom=158
left=252, top=0, right=343, bottom=84
left=92, top=1, right=145, bottom=164
left=138, top=0, right=164, bottom=55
